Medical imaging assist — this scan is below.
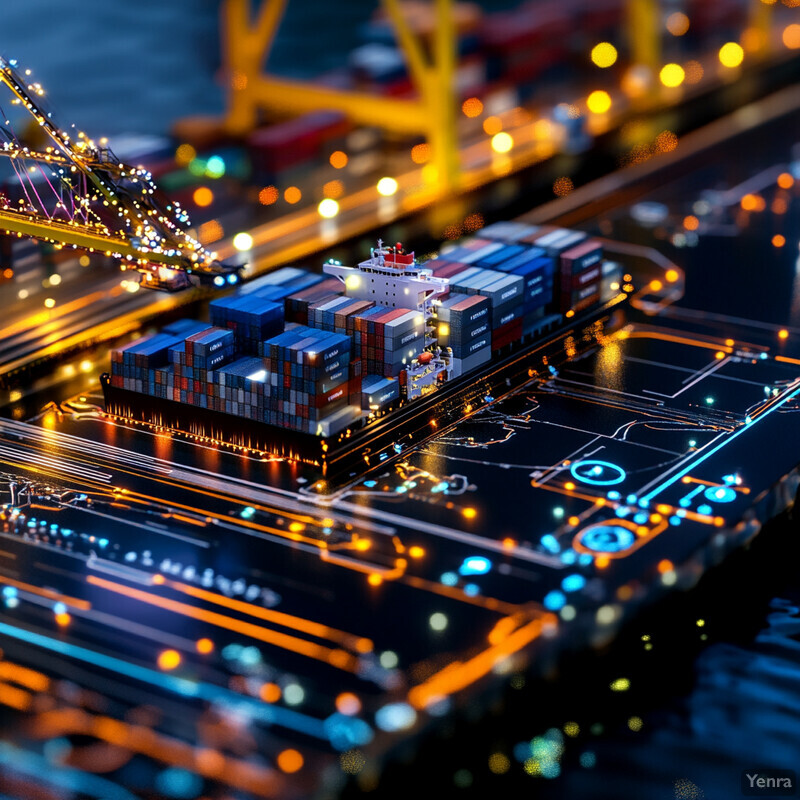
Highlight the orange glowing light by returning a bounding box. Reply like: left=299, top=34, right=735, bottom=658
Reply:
left=595, top=555, right=610, bottom=569
left=408, top=546, right=425, bottom=559
left=152, top=574, right=165, bottom=585
left=260, top=682, right=281, bottom=703
left=277, top=749, right=304, bottom=774
left=502, top=537, right=516, bottom=549
left=783, top=24, right=800, bottom=49
left=568, top=515, right=580, bottom=526
left=778, top=329, right=789, bottom=340
left=354, top=538, right=371, bottom=551
left=564, top=482, right=576, bottom=491
left=323, top=179, right=344, bottom=199
left=715, top=351, right=725, bottom=360
left=683, top=215, right=699, bottom=231
left=657, top=559, right=673, bottom=574
left=725, top=338, right=735, bottom=347
left=329, top=151, right=348, bottom=169
left=157, top=649, right=181, bottom=671
left=665, top=269, right=679, bottom=283
left=367, top=573, right=383, bottom=587
left=335, top=692, right=362, bottom=716
left=410, top=143, right=430, bottom=165
left=462, top=97, right=483, bottom=118
left=482, top=116, right=502, bottom=135
left=463, top=507, right=477, bottom=519
left=55, top=612, right=71, bottom=626
left=258, top=185, right=279, bottom=205
left=666, top=11, right=690, bottom=36
left=649, top=279, right=663, bottom=291
left=553, top=176, right=574, bottom=197
left=772, top=235, right=786, bottom=248
left=193, top=186, right=214, bottom=207
left=196, top=638, right=214, bottom=654
left=740, top=194, right=765, bottom=211
left=284, top=186, right=302, bottom=204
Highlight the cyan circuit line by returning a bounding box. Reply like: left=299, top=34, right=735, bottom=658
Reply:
left=641, top=383, right=800, bottom=503
left=0, top=619, right=333, bottom=741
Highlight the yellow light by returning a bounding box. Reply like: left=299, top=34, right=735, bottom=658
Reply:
left=79, top=360, right=93, bottom=372
left=196, top=638, right=214, bottom=654
left=408, top=545, right=425, bottom=558
left=284, top=186, right=302, bottom=204
left=586, top=90, right=611, bottom=114
left=491, top=132, right=514, bottom=153
left=49, top=273, right=62, bottom=286
left=783, top=24, right=800, bottom=49
left=55, top=612, right=71, bottom=626
left=659, top=63, right=685, bottom=87
left=44, top=297, right=55, bottom=308
left=329, top=150, right=348, bottom=169
left=157, top=649, right=181, bottom=670
left=461, top=97, right=484, bottom=117
left=175, top=143, right=196, bottom=166
left=666, top=12, right=690, bottom=36
left=233, top=232, right=253, bottom=251
left=193, top=186, right=214, bottom=207
left=79, top=255, right=90, bottom=267
left=367, top=573, right=383, bottom=586
left=778, top=328, right=789, bottom=340
left=591, top=42, right=618, bottom=68
left=718, top=42, right=744, bottom=68
left=317, top=198, right=340, bottom=218
left=377, top=177, right=398, bottom=196
left=438, top=322, right=449, bottom=337
left=345, top=274, right=361, bottom=290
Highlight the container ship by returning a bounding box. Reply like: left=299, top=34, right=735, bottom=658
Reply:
left=101, top=221, right=625, bottom=480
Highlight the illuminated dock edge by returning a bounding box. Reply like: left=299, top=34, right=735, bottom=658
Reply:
left=100, top=298, right=625, bottom=484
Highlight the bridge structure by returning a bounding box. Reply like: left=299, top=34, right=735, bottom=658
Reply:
left=0, top=56, right=238, bottom=290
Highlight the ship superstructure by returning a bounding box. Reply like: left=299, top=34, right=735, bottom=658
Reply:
left=324, top=241, right=452, bottom=398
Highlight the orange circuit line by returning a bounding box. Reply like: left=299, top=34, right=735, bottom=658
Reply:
left=622, top=330, right=734, bottom=353
left=33, top=707, right=282, bottom=797
left=0, top=575, right=90, bottom=610
left=402, top=574, right=520, bottom=616
left=87, top=575, right=358, bottom=672
left=165, top=579, right=373, bottom=653
left=408, top=614, right=553, bottom=709
left=0, top=679, right=32, bottom=711
left=0, top=660, right=50, bottom=692
left=775, top=355, right=800, bottom=367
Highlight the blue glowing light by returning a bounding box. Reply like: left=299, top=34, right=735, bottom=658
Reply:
left=579, top=524, right=636, bottom=554
left=205, top=155, right=226, bottom=178
left=540, top=534, right=560, bottom=553
left=633, top=512, right=648, bottom=525
left=155, top=768, right=202, bottom=800
left=669, top=515, right=681, bottom=526
left=2, top=586, right=17, bottom=598
left=324, top=712, right=374, bottom=749
left=363, top=480, right=377, bottom=488
left=606, top=490, right=621, bottom=501
left=697, top=504, right=713, bottom=516
left=213, top=276, right=225, bottom=287
left=561, top=574, right=586, bottom=593
left=704, top=485, right=736, bottom=503
left=464, top=583, right=480, bottom=596
left=53, top=602, right=67, bottom=616
left=226, top=273, right=238, bottom=284
left=440, top=571, right=458, bottom=586
left=375, top=703, right=417, bottom=733
left=459, top=556, right=492, bottom=576
left=570, top=459, right=626, bottom=486
left=543, top=590, right=567, bottom=611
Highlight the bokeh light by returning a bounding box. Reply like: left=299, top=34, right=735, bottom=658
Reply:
left=719, top=42, right=744, bottom=68
left=591, top=42, right=618, bottom=68
left=586, top=90, right=611, bottom=114
left=659, top=63, right=685, bottom=87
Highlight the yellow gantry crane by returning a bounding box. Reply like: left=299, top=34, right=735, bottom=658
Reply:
left=0, top=56, right=235, bottom=288
left=222, top=0, right=460, bottom=193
